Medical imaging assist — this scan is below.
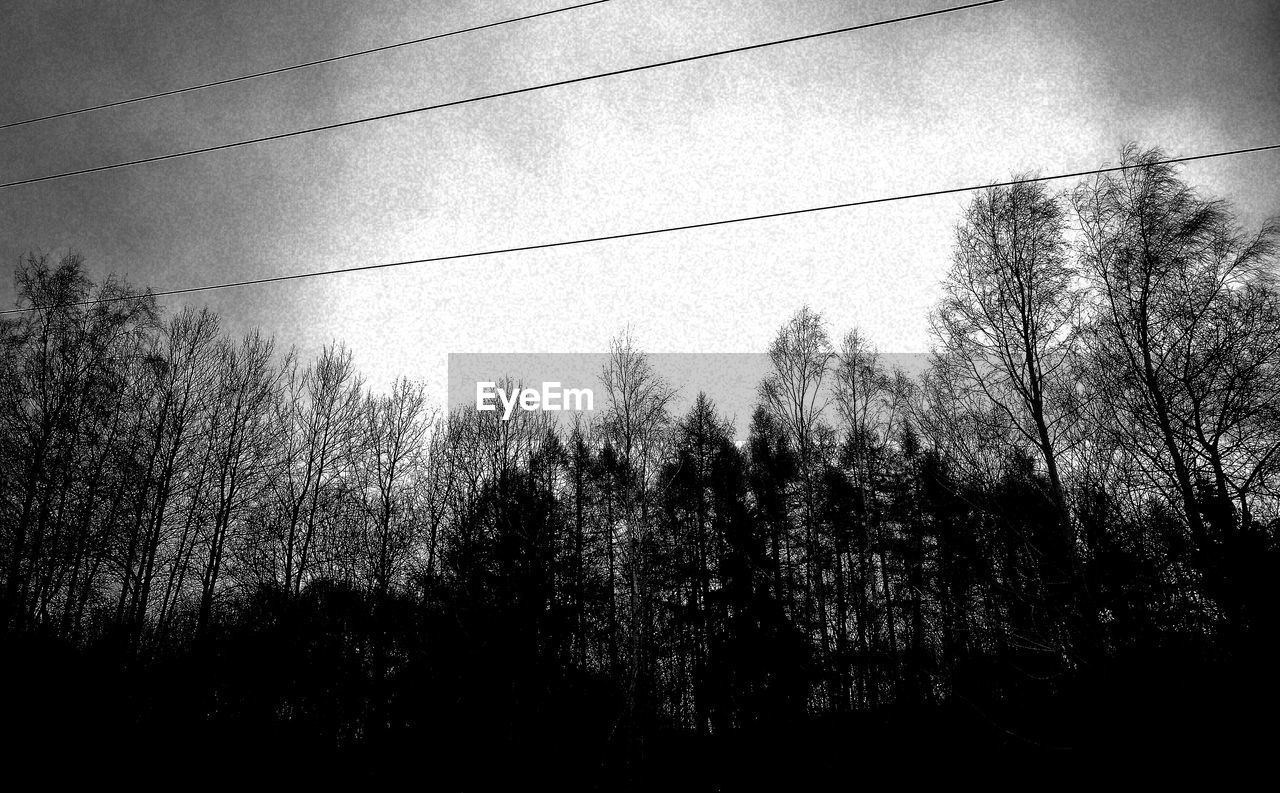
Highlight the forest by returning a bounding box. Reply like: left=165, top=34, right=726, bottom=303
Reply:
left=2, top=144, right=1278, bottom=784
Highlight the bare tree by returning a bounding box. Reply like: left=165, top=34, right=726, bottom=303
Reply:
left=195, top=330, right=283, bottom=636
left=932, top=178, right=1081, bottom=535
left=1074, top=144, right=1279, bottom=548
left=599, top=330, right=675, bottom=728
left=1074, top=144, right=1280, bottom=630
left=352, top=377, right=432, bottom=598
left=760, top=307, right=834, bottom=703
left=0, top=253, right=156, bottom=632
left=116, top=307, right=221, bottom=649
left=274, top=343, right=364, bottom=596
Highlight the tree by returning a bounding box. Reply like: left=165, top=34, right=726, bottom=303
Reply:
left=274, top=343, right=363, bottom=596
left=1074, top=143, right=1280, bottom=633
left=759, top=307, right=835, bottom=705
left=932, top=178, right=1081, bottom=551
left=0, top=252, right=156, bottom=633
left=115, top=306, right=221, bottom=651
left=352, top=377, right=432, bottom=599
left=932, top=177, right=1089, bottom=653
left=195, top=330, right=283, bottom=637
left=598, top=330, right=675, bottom=745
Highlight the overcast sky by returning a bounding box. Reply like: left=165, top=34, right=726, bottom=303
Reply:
left=2, top=0, right=1278, bottom=405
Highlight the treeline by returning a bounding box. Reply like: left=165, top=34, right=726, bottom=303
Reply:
left=2, top=144, right=1278, bottom=780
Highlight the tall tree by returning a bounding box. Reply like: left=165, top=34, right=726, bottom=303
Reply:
left=759, top=307, right=835, bottom=704
left=1074, top=143, right=1280, bottom=632
left=932, top=178, right=1080, bottom=549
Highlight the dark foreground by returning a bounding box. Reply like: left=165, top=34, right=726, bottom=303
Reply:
left=5, top=626, right=1275, bottom=788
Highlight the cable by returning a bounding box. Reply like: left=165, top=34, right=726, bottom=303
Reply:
left=3, top=143, right=1275, bottom=316
left=0, top=1, right=614, bottom=131
left=0, top=0, right=1008, bottom=191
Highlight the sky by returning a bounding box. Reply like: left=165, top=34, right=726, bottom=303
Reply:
left=2, top=0, right=1278, bottom=410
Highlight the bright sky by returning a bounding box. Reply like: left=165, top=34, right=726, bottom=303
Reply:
left=2, top=0, right=1278, bottom=407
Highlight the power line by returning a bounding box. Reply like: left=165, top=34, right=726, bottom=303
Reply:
left=4, top=143, right=1275, bottom=316
left=0, top=0, right=1008, bottom=191
left=0, top=1, right=615, bottom=131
